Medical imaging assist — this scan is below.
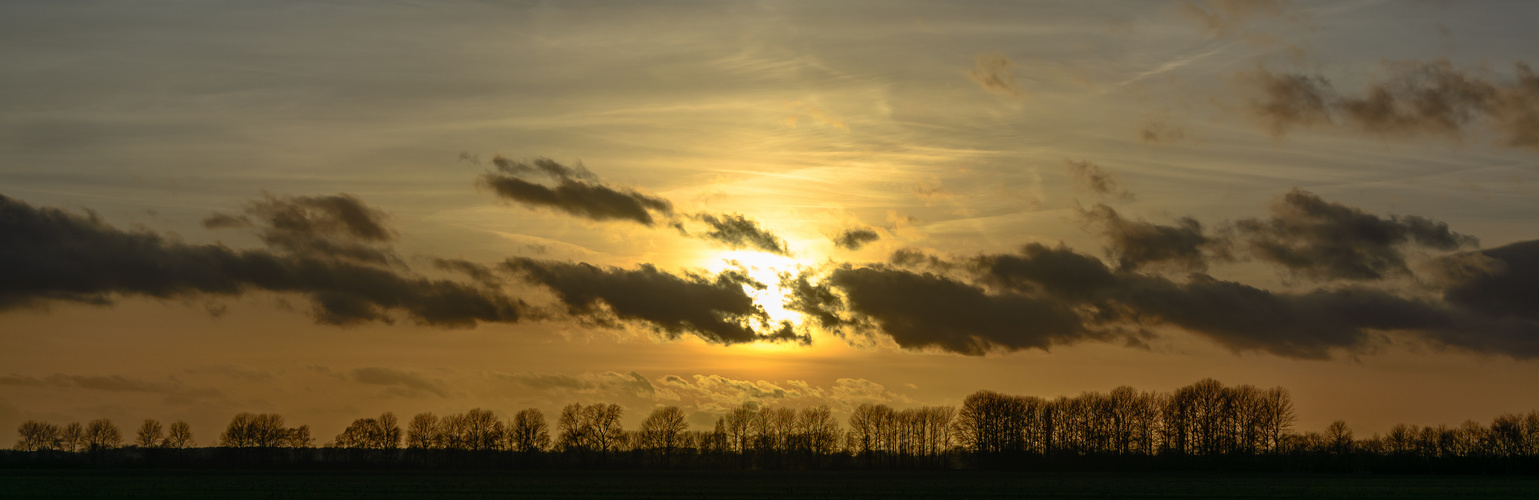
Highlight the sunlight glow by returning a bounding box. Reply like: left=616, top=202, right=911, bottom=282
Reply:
left=705, top=250, right=806, bottom=330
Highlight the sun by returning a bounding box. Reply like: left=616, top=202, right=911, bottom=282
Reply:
left=705, top=250, right=805, bottom=328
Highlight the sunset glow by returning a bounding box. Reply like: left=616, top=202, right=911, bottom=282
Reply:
left=5, top=1, right=1539, bottom=459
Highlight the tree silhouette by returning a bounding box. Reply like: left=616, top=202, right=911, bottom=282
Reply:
left=13, top=421, right=60, bottom=452
left=557, top=403, right=625, bottom=460
left=638, top=406, right=689, bottom=464
left=406, top=412, right=440, bottom=449
left=136, top=419, right=164, bottom=448
left=331, top=412, right=401, bottom=449
left=1326, top=420, right=1353, bottom=455
left=219, top=413, right=301, bottom=447
left=84, top=419, right=122, bottom=451
left=163, top=420, right=195, bottom=448
left=60, top=422, right=85, bottom=452
left=507, top=408, right=550, bottom=453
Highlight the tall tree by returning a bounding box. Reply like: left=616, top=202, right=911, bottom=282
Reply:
left=639, top=406, right=689, bottom=463
left=84, top=419, right=122, bottom=451
left=13, top=421, right=61, bottom=452
left=405, top=412, right=440, bottom=449
left=163, top=421, right=195, bottom=448
left=136, top=419, right=164, bottom=448
left=59, top=422, right=85, bottom=452
left=507, top=408, right=550, bottom=453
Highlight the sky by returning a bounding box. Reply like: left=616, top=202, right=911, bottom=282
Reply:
left=4, top=0, right=1539, bottom=442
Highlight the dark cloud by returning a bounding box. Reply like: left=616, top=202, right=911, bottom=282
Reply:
left=805, top=234, right=1539, bottom=359
left=1440, top=239, right=1539, bottom=323
left=431, top=258, right=502, bottom=288
left=205, top=193, right=397, bottom=265
left=1081, top=204, right=1224, bottom=272
left=0, top=193, right=524, bottom=327
left=826, top=265, right=1092, bottom=356
left=1241, top=61, right=1539, bottom=150
left=1235, top=188, right=1477, bottom=281
left=970, top=243, right=1122, bottom=302
left=968, top=54, right=1023, bottom=97
left=480, top=156, right=673, bottom=225
left=350, top=367, right=450, bottom=398
left=1066, top=160, right=1133, bottom=200
left=691, top=213, right=789, bottom=255
left=832, top=228, right=880, bottom=251
left=1244, top=69, right=1334, bottom=136
left=780, top=270, right=845, bottom=331
left=504, top=258, right=807, bottom=345
left=968, top=244, right=1527, bottom=359
left=479, top=156, right=791, bottom=254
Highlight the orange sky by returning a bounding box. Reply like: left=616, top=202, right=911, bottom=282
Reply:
left=4, top=0, right=1539, bottom=444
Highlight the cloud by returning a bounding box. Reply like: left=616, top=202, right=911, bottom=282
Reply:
left=480, top=156, right=674, bottom=225
left=1234, top=188, right=1477, bottom=281
left=965, top=243, right=1526, bottom=359
left=826, top=265, right=1094, bottom=356
left=689, top=213, right=789, bottom=255
left=480, top=156, right=790, bottom=254
left=1066, top=159, right=1133, bottom=200
left=495, top=370, right=658, bottom=399
left=832, top=227, right=881, bottom=251
left=911, top=179, right=954, bottom=205
left=968, top=54, right=1024, bottom=97
left=206, top=193, right=397, bottom=264
left=1240, top=61, right=1539, bottom=150
left=803, top=225, right=1539, bottom=360
left=1440, top=239, right=1539, bottom=323
left=504, top=258, right=807, bottom=345
left=1243, top=69, right=1334, bottom=136
left=0, top=193, right=525, bottom=327
left=1138, top=120, right=1189, bottom=144
left=431, top=258, right=503, bottom=288
left=655, top=374, right=910, bottom=413
left=1081, top=204, right=1224, bottom=272
left=1181, top=0, right=1302, bottom=39
left=0, top=373, right=223, bottom=402
left=185, top=366, right=275, bottom=382
left=349, top=367, right=450, bottom=398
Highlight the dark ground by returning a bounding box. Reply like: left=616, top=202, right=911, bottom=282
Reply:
left=2, top=469, right=1537, bottom=499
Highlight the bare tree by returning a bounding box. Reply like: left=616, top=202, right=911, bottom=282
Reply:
left=163, top=421, right=195, bottom=448
left=507, top=408, right=550, bottom=453
left=60, top=422, right=85, bottom=452
left=332, top=412, right=402, bottom=449
left=219, top=413, right=294, bottom=447
left=406, top=412, right=440, bottom=449
left=797, top=406, right=841, bottom=460
left=1326, top=420, right=1353, bottom=455
left=136, top=419, right=164, bottom=448
left=13, top=421, right=61, bottom=452
left=639, top=406, right=689, bottom=463
left=586, top=404, right=625, bottom=456
left=84, top=419, right=122, bottom=451
left=286, top=425, right=314, bottom=448
left=722, top=404, right=757, bottom=455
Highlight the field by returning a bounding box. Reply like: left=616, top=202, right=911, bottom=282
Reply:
left=1, top=470, right=1536, bottom=499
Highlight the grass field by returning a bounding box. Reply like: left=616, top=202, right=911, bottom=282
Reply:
left=1, top=469, right=1536, bottom=499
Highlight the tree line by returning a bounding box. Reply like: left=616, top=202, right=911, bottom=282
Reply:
left=10, top=379, right=1539, bottom=473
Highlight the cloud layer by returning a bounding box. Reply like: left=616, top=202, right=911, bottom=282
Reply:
left=1242, top=60, right=1539, bottom=150
left=481, top=157, right=674, bottom=226
left=1, top=193, right=525, bottom=327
